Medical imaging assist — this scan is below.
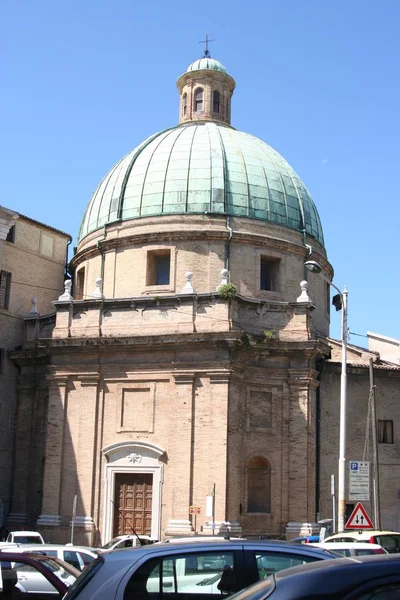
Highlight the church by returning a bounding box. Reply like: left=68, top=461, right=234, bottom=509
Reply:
left=4, top=52, right=400, bottom=545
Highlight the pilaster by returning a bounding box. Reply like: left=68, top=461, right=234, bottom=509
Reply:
left=7, top=382, right=36, bottom=526
left=287, top=368, right=319, bottom=527
left=165, top=371, right=195, bottom=535
left=74, top=375, right=100, bottom=531
left=37, top=377, right=68, bottom=527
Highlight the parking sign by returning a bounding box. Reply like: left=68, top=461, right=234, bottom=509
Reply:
left=349, top=461, right=370, bottom=501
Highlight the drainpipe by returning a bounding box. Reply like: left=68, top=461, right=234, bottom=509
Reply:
left=65, top=236, right=73, bottom=279
left=225, top=215, right=233, bottom=276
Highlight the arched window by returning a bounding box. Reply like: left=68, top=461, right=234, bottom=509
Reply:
left=226, top=99, right=230, bottom=121
left=182, top=93, right=187, bottom=116
left=194, top=88, right=203, bottom=112
left=247, top=456, right=271, bottom=513
left=213, top=90, right=220, bottom=113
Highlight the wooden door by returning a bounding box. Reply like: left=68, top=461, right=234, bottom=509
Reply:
left=113, top=473, right=152, bottom=536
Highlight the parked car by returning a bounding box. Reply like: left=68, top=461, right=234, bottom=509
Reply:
left=0, top=543, right=98, bottom=571
left=225, top=553, right=400, bottom=600
left=100, top=534, right=157, bottom=550
left=0, top=551, right=80, bottom=598
left=5, top=530, right=45, bottom=544
left=323, top=529, right=400, bottom=553
left=309, top=541, right=387, bottom=556
left=63, top=538, right=338, bottom=599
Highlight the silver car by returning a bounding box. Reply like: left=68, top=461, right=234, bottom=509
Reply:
left=63, top=538, right=337, bottom=600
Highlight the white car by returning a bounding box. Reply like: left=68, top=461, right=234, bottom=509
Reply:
left=0, top=544, right=98, bottom=572
left=100, top=534, right=157, bottom=551
left=310, top=541, right=387, bottom=556
left=323, top=529, right=400, bottom=554
left=5, top=530, right=44, bottom=544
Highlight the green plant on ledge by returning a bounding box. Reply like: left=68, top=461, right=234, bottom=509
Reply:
left=264, top=329, right=277, bottom=340
left=218, top=283, right=237, bottom=300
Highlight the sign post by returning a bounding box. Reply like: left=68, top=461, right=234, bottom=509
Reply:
left=331, top=474, right=336, bottom=534
left=71, top=494, right=77, bottom=545
left=345, top=502, right=374, bottom=529
left=190, top=506, right=201, bottom=534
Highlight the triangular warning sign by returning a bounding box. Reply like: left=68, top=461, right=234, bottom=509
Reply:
left=345, top=502, right=374, bottom=529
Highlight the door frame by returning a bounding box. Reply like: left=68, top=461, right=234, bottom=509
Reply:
left=102, top=441, right=165, bottom=543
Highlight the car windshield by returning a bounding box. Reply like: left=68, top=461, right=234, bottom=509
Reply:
left=14, top=536, right=42, bottom=544
left=40, top=557, right=80, bottom=582
left=102, top=537, right=123, bottom=549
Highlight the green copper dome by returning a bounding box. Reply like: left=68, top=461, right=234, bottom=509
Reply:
left=79, top=122, right=324, bottom=245
left=186, top=58, right=227, bottom=73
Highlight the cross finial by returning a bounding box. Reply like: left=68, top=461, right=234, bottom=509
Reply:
left=199, top=34, right=215, bottom=58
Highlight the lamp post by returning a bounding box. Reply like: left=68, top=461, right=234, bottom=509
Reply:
left=304, top=260, right=348, bottom=533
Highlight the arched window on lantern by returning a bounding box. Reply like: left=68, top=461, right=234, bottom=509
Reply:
left=182, top=93, right=187, bottom=116
left=247, top=456, right=271, bottom=513
left=213, top=90, right=220, bottom=114
left=194, top=88, right=203, bottom=112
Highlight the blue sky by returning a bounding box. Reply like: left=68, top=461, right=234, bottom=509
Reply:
left=2, top=0, right=399, bottom=342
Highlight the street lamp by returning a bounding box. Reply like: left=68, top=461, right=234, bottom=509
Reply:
left=304, top=260, right=348, bottom=533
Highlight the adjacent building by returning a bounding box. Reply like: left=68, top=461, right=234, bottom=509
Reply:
left=0, top=207, right=70, bottom=529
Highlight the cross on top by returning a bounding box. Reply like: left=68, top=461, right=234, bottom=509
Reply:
left=199, top=34, right=215, bottom=58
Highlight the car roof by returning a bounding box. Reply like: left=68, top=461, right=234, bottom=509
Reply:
left=310, top=542, right=385, bottom=549
left=0, top=551, right=78, bottom=567
left=324, top=530, right=400, bottom=541
left=96, top=538, right=337, bottom=563
left=2, top=544, right=97, bottom=554
left=273, top=553, right=400, bottom=593
left=9, top=531, right=42, bottom=535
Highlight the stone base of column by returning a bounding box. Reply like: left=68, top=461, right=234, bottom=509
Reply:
left=164, top=519, right=193, bottom=536
left=69, top=516, right=95, bottom=530
left=218, top=521, right=243, bottom=536
left=37, top=514, right=62, bottom=527
left=6, top=512, right=28, bottom=527
left=285, top=521, right=319, bottom=540
left=202, top=521, right=242, bottom=536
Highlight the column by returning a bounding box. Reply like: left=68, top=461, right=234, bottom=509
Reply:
left=165, top=372, right=195, bottom=535
left=37, top=377, right=68, bottom=527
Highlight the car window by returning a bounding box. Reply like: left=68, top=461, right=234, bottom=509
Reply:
left=6, top=561, right=59, bottom=593
left=14, top=536, right=43, bottom=544
left=328, top=548, right=349, bottom=557
left=375, top=536, right=400, bottom=554
left=254, top=552, right=320, bottom=579
left=357, top=584, right=400, bottom=599
left=42, top=550, right=58, bottom=557
left=77, top=551, right=96, bottom=568
left=64, top=550, right=82, bottom=571
left=123, top=551, right=237, bottom=599
left=122, top=539, right=135, bottom=548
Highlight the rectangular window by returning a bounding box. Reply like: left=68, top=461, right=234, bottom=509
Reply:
left=378, top=420, right=394, bottom=444
left=0, top=348, right=4, bottom=374
left=260, top=257, right=279, bottom=291
left=0, top=271, right=12, bottom=309
left=147, top=251, right=171, bottom=286
left=76, top=267, right=85, bottom=300
left=6, top=225, right=15, bottom=243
